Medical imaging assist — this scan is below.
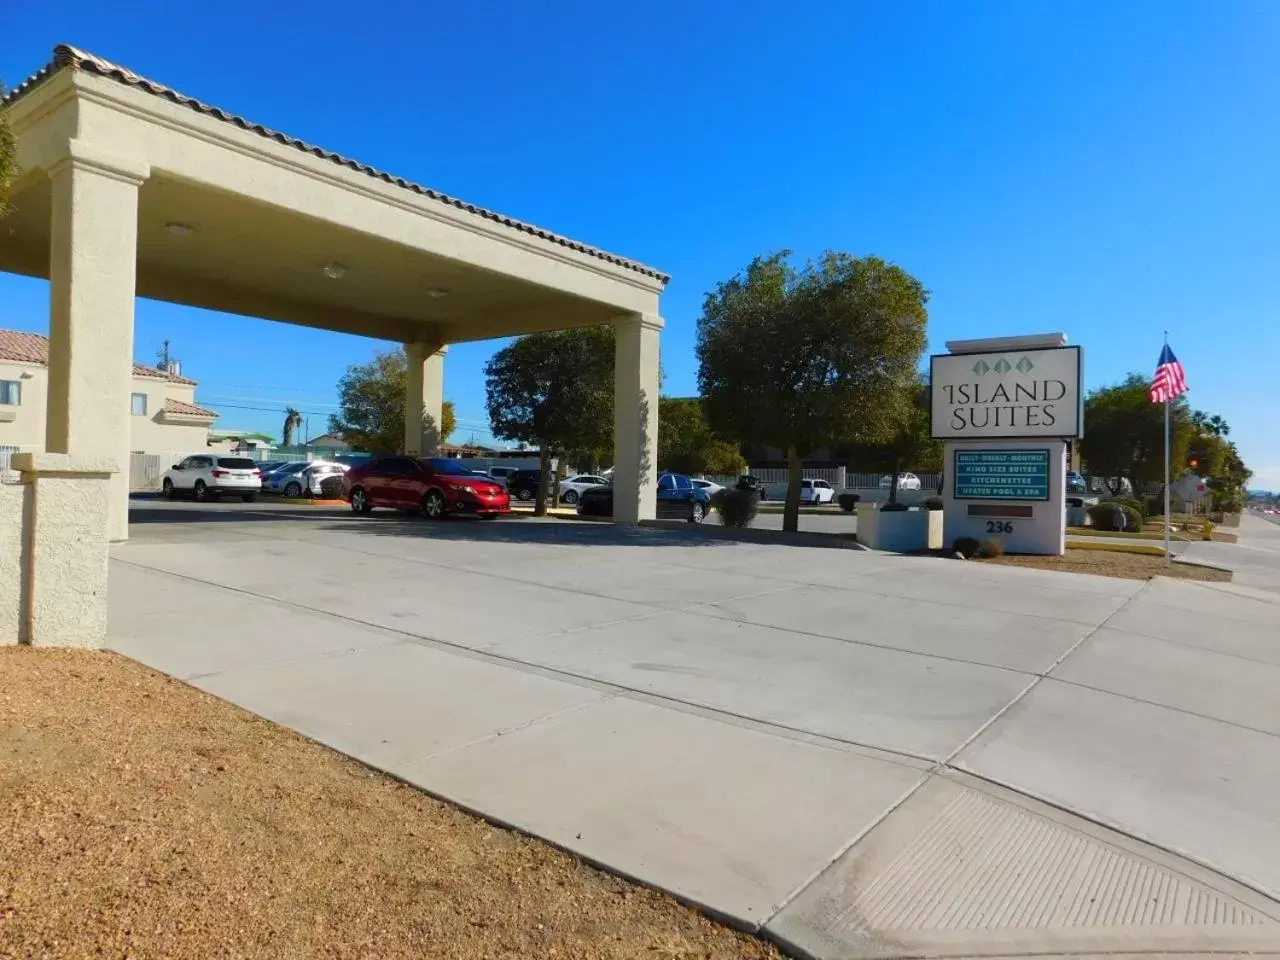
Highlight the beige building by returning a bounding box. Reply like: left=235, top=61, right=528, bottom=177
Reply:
left=0, top=328, right=217, bottom=468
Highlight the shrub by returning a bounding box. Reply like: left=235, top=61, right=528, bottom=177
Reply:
left=837, top=492, right=860, bottom=513
left=977, top=538, right=1006, bottom=559
left=1111, top=497, right=1146, bottom=520
left=1088, top=502, right=1142, bottom=532
left=923, top=496, right=944, bottom=511
left=318, top=475, right=344, bottom=499
left=711, top=487, right=759, bottom=528
left=953, top=536, right=982, bottom=558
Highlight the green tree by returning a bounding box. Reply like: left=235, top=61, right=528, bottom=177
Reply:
left=485, top=326, right=615, bottom=515
left=697, top=251, right=928, bottom=531
left=328, top=347, right=455, bottom=453
left=1080, top=374, right=1193, bottom=498
left=839, top=381, right=941, bottom=504
left=0, top=82, right=16, bottom=216
left=282, top=407, right=302, bottom=448
left=658, top=397, right=746, bottom=476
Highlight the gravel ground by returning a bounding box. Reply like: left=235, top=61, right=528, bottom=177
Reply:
left=980, top=548, right=1232, bottom=582
left=0, top=649, right=780, bottom=960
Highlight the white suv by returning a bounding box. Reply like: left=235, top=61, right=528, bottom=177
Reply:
left=800, top=478, right=835, bottom=503
left=162, top=455, right=262, bottom=502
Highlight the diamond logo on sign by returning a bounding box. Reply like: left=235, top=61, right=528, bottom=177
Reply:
left=1015, top=356, right=1034, bottom=373
left=972, top=359, right=990, bottom=375
left=993, top=357, right=1012, bottom=374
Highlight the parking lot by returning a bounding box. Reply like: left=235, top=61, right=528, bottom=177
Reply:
left=108, top=497, right=1280, bottom=956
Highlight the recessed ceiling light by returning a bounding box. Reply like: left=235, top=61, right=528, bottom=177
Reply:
left=165, top=221, right=195, bottom=236
left=426, top=287, right=450, bottom=299
left=323, top=262, right=348, bottom=280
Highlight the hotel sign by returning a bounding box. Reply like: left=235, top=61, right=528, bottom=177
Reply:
left=931, top=346, right=1082, bottom=439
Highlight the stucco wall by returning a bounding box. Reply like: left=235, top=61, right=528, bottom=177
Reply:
left=0, top=361, right=49, bottom=452
left=0, top=360, right=211, bottom=458
left=0, top=483, right=25, bottom=644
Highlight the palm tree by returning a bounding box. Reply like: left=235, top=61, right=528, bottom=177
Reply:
left=282, top=407, right=303, bottom=447
left=1208, top=414, right=1230, bottom=437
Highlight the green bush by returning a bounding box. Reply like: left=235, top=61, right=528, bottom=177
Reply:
left=953, top=537, right=981, bottom=558
left=837, top=492, right=860, bottom=513
left=711, top=487, right=759, bottom=528
left=923, top=496, right=944, bottom=511
left=1088, top=502, right=1142, bottom=531
left=977, top=538, right=1006, bottom=559
left=1111, top=497, right=1146, bottom=520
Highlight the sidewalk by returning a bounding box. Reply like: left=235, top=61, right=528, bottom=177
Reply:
left=107, top=510, right=1280, bottom=957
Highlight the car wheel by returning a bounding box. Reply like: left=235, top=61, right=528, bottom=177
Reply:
left=350, top=487, right=372, bottom=514
left=162, top=478, right=174, bottom=499
left=193, top=480, right=209, bottom=502
left=562, top=490, right=579, bottom=504
left=285, top=481, right=303, bottom=498
left=423, top=489, right=446, bottom=520
left=242, top=494, right=256, bottom=503
left=689, top=501, right=706, bottom=524
left=516, top=487, right=534, bottom=501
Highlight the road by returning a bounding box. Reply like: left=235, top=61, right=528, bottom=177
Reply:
left=109, top=496, right=1280, bottom=957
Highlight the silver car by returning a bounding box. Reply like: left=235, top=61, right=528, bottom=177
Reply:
left=266, top=460, right=347, bottom=497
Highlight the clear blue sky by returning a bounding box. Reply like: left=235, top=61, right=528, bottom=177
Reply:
left=4, top=1, right=1279, bottom=488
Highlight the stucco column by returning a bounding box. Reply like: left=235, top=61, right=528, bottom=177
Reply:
left=404, top=341, right=447, bottom=455
left=45, top=140, right=149, bottom=542
left=613, top=313, right=662, bottom=523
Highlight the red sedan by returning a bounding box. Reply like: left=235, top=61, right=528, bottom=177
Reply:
left=342, top=456, right=510, bottom=519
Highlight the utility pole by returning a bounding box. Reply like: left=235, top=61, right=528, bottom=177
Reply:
left=157, top=338, right=172, bottom=371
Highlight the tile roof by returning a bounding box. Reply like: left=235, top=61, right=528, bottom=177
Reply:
left=0, top=328, right=199, bottom=385
left=3, top=45, right=670, bottom=285
left=163, top=397, right=217, bottom=419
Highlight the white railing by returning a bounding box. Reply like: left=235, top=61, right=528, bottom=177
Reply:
left=129, top=453, right=166, bottom=491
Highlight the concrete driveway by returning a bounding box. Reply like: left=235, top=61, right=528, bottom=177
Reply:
left=109, top=500, right=1280, bottom=957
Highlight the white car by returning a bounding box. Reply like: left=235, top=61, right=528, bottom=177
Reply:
left=162, top=454, right=262, bottom=502
left=558, top=474, right=610, bottom=504
left=691, top=478, right=724, bottom=496
left=800, top=478, right=836, bottom=503
left=880, top=473, right=922, bottom=491
left=265, top=460, right=348, bottom=497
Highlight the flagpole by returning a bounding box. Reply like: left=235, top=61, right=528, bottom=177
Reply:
left=1163, top=330, right=1172, bottom=565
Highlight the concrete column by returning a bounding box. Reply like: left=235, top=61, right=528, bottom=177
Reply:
left=45, top=140, right=149, bottom=542
left=613, top=313, right=662, bottom=523
left=404, top=341, right=447, bottom=455
left=11, top=453, right=117, bottom=648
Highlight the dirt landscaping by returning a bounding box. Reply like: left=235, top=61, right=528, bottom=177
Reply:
left=979, top=547, right=1232, bottom=582
left=0, top=649, right=780, bottom=960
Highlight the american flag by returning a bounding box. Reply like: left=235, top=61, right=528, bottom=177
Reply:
left=1149, top=344, right=1188, bottom=403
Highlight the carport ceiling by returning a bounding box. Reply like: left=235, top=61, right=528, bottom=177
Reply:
left=1, top=174, right=617, bottom=341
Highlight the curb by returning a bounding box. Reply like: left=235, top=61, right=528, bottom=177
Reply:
left=641, top=519, right=870, bottom=551
left=276, top=498, right=348, bottom=507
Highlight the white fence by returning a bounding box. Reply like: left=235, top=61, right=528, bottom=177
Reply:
left=0, top=444, right=19, bottom=483
left=129, top=453, right=167, bottom=492
left=702, top=469, right=943, bottom=500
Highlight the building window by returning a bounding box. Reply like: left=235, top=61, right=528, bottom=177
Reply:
left=130, top=392, right=148, bottom=416
left=0, top=380, right=20, bottom=405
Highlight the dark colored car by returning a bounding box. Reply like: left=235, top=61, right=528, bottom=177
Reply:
left=342, top=456, right=510, bottom=519
left=506, top=469, right=548, bottom=502
left=577, top=472, right=710, bottom=523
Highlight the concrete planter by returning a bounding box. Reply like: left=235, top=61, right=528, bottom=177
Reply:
left=857, top=505, right=943, bottom=552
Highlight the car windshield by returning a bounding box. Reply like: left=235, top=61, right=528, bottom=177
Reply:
left=217, top=458, right=258, bottom=469
left=422, top=457, right=477, bottom=476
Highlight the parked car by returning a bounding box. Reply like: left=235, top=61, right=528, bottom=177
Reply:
left=577, top=472, right=710, bottom=523
left=506, top=469, right=547, bottom=502
left=691, top=478, right=724, bottom=496
left=266, top=461, right=348, bottom=497
left=342, top=456, right=510, bottom=519
left=1067, top=471, right=1087, bottom=492
left=558, top=474, right=610, bottom=504
left=162, top=454, right=262, bottom=502
left=736, top=475, right=766, bottom=500
left=256, top=460, right=287, bottom=477
left=485, top=465, right=520, bottom=486
left=879, top=472, right=922, bottom=491
left=800, top=478, right=835, bottom=503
